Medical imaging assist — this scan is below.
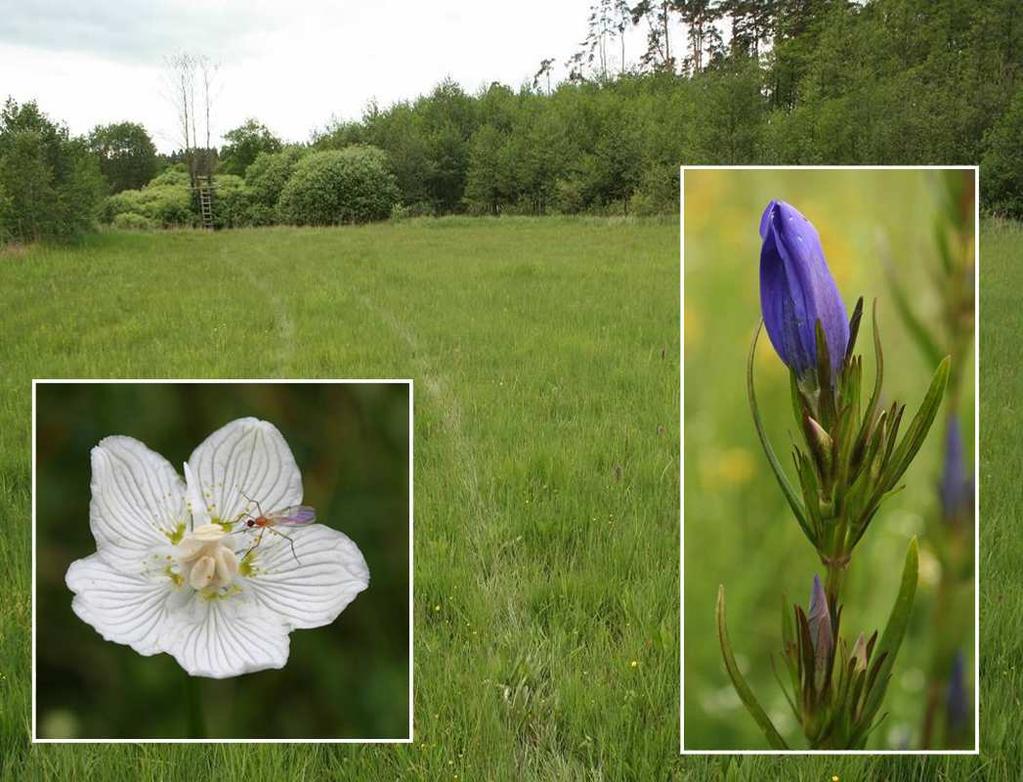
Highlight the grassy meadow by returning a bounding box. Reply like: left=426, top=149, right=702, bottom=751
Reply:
left=0, top=215, right=1016, bottom=779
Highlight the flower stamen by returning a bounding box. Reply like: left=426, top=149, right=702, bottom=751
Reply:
left=175, top=523, right=239, bottom=593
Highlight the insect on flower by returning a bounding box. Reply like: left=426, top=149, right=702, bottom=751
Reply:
left=236, top=493, right=317, bottom=563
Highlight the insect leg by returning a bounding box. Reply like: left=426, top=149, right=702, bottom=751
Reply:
left=239, top=491, right=266, bottom=519
left=241, top=526, right=266, bottom=561
left=266, top=527, right=300, bottom=564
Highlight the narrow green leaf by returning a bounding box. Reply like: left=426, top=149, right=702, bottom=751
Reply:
left=844, top=296, right=864, bottom=364
left=781, top=596, right=800, bottom=697
left=862, top=538, right=919, bottom=721
left=789, top=370, right=806, bottom=433
left=781, top=594, right=794, bottom=649
left=793, top=449, right=821, bottom=542
left=882, top=356, right=951, bottom=489
left=814, top=320, right=835, bottom=427
left=770, top=655, right=801, bottom=722
left=852, top=302, right=885, bottom=462
left=747, top=321, right=813, bottom=544
left=716, top=586, right=790, bottom=750
left=881, top=256, right=944, bottom=367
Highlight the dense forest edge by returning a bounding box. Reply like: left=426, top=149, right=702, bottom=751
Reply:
left=2, top=0, right=1021, bottom=243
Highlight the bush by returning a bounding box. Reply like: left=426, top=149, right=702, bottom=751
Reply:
left=982, top=86, right=1023, bottom=219
left=277, top=146, right=399, bottom=225
left=208, top=174, right=260, bottom=228
left=88, top=121, right=158, bottom=193
left=0, top=99, right=105, bottom=242
left=390, top=200, right=435, bottom=220
left=245, top=147, right=305, bottom=208
left=111, top=211, right=155, bottom=230
left=220, top=119, right=282, bottom=176
left=100, top=179, right=193, bottom=228
left=148, top=166, right=190, bottom=187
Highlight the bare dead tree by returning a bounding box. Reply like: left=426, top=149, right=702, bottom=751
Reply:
left=197, top=54, right=220, bottom=154
left=166, top=53, right=193, bottom=160
left=163, top=52, right=219, bottom=182
left=533, top=58, right=555, bottom=95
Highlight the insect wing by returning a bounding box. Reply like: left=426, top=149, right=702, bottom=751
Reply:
left=269, top=505, right=317, bottom=526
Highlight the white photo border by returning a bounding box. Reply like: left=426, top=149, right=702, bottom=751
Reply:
left=31, top=377, right=415, bottom=745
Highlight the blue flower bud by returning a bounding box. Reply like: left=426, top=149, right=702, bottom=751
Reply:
left=807, top=574, right=833, bottom=671
left=759, top=200, right=849, bottom=377
left=946, top=649, right=968, bottom=733
left=940, top=416, right=973, bottom=522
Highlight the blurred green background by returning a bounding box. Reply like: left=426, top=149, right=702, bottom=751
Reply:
left=683, top=169, right=975, bottom=750
left=35, top=382, right=409, bottom=739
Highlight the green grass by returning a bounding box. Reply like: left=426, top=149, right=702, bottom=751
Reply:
left=0, top=215, right=1016, bottom=779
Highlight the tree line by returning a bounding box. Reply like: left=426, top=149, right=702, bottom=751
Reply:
left=1, top=0, right=1021, bottom=241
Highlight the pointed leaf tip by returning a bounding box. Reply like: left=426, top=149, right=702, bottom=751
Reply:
left=716, top=584, right=790, bottom=750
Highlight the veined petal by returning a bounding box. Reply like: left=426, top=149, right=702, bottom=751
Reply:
left=241, top=524, right=370, bottom=630
left=89, top=436, right=188, bottom=572
left=66, top=554, right=181, bottom=656
left=183, top=461, right=212, bottom=527
left=164, top=592, right=290, bottom=678
left=185, top=418, right=303, bottom=528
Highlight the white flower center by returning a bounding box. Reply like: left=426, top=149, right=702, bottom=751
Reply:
left=175, top=523, right=239, bottom=591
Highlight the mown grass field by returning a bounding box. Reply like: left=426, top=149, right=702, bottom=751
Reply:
left=0, top=216, right=1018, bottom=779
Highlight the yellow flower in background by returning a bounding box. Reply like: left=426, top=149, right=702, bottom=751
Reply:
left=684, top=302, right=702, bottom=350
left=753, top=333, right=786, bottom=380
left=700, top=448, right=756, bottom=490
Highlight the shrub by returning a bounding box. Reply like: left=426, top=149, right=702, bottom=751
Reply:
left=111, top=211, right=155, bottom=230
left=277, top=146, right=399, bottom=225
left=210, top=174, right=253, bottom=228
left=148, top=166, right=190, bottom=187
left=220, top=119, right=282, bottom=176
left=245, top=147, right=306, bottom=209
left=88, top=121, right=158, bottom=193
left=981, top=86, right=1023, bottom=219
left=100, top=179, right=192, bottom=228
left=0, top=99, right=105, bottom=242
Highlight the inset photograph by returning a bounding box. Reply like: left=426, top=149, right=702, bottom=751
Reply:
left=33, top=380, right=411, bottom=741
left=681, top=167, right=977, bottom=752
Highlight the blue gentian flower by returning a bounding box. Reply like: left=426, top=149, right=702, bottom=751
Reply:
left=946, top=649, right=968, bottom=733
left=759, top=200, right=849, bottom=377
left=940, top=416, right=973, bottom=522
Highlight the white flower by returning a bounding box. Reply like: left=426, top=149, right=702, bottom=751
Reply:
left=65, top=417, right=370, bottom=678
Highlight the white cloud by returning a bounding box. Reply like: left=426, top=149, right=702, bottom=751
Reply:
left=2, top=0, right=647, bottom=151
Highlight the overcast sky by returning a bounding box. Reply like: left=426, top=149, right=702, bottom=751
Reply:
left=1, top=0, right=650, bottom=152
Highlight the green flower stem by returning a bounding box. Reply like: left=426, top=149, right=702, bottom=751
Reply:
left=824, top=559, right=845, bottom=611
left=185, top=674, right=207, bottom=739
